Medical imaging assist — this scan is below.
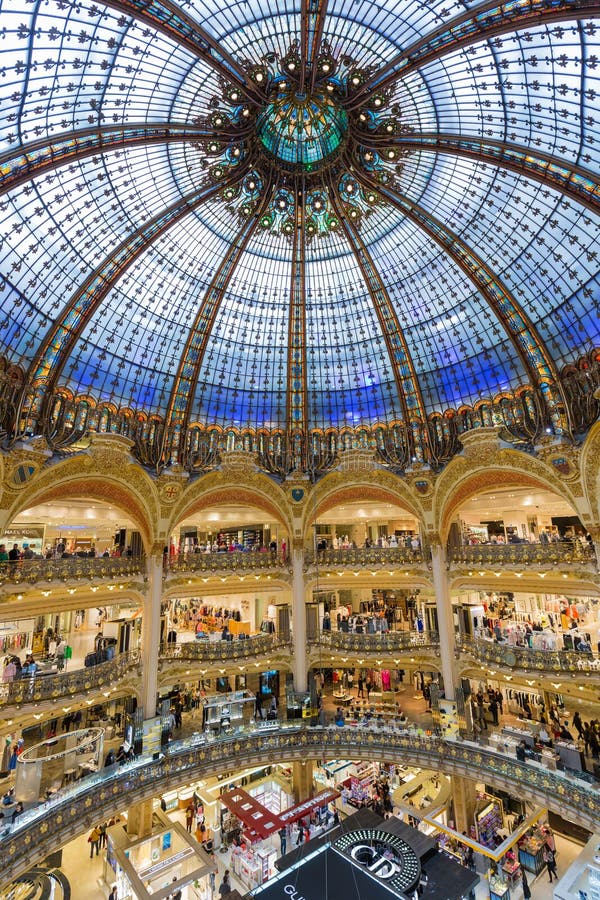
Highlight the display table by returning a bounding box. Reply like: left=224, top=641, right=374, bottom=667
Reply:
left=502, top=858, right=521, bottom=888
left=489, top=874, right=510, bottom=900
left=229, top=620, right=251, bottom=636
left=519, top=835, right=547, bottom=875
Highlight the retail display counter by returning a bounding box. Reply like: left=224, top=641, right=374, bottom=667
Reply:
left=232, top=845, right=276, bottom=890
left=489, top=873, right=510, bottom=900
left=518, top=832, right=547, bottom=875
left=501, top=857, right=521, bottom=888
left=200, top=690, right=256, bottom=733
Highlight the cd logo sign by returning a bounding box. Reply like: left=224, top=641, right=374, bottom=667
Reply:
left=333, top=828, right=421, bottom=895
left=349, top=843, right=401, bottom=879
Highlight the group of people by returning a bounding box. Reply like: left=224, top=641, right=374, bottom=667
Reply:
left=316, top=533, right=421, bottom=551
left=471, top=687, right=504, bottom=731
left=0, top=542, right=38, bottom=562
left=168, top=537, right=287, bottom=558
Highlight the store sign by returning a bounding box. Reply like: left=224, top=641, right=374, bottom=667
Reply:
left=138, top=846, right=193, bottom=880
left=332, top=829, right=421, bottom=896
left=283, top=887, right=310, bottom=900
left=349, top=843, right=402, bottom=879
left=1, top=525, right=45, bottom=541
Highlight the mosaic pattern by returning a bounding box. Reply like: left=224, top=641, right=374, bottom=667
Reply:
left=0, top=0, right=599, bottom=453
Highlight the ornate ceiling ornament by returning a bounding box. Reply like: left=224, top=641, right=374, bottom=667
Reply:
left=198, top=41, right=408, bottom=240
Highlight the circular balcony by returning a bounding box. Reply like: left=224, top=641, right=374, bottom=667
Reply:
left=0, top=556, right=146, bottom=590
left=2, top=723, right=598, bottom=883
left=448, top=542, right=597, bottom=568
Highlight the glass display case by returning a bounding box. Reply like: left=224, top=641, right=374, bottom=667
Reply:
left=201, top=690, right=256, bottom=733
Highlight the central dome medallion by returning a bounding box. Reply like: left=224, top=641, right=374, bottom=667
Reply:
left=256, top=89, right=348, bottom=173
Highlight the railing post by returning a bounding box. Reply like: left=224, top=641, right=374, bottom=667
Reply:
left=291, top=545, right=307, bottom=692
left=430, top=542, right=456, bottom=701
left=140, top=554, right=163, bottom=716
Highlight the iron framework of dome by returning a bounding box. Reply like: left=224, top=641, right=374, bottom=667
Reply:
left=0, top=0, right=599, bottom=476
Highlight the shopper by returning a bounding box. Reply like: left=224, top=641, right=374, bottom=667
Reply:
left=544, top=846, right=558, bottom=882
left=279, top=826, right=287, bottom=856
left=88, top=824, right=101, bottom=858
left=488, top=696, right=499, bottom=726
left=108, top=886, right=118, bottom=900
left=357, top=673, right=365, bottom=698
left=218, top=870, right=232, bottom=896
left=185, top=804, right=194, bottom=833
left=169, top=875, right=182, bottom=900
left=521, top=870, right=531, bottom=899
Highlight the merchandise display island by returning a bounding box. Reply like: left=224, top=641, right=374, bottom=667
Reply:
left=106, top=810, right=215, bottom=899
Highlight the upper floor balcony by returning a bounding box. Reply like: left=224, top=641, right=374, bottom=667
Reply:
left=165, top=550, right=291, bottom=578
left=158, top=634, right=292, bottom=679
left=312, top=629, right=439, bottom=656
left=304, top=546, right=425, bottom=572
left=458, top=635, right=600, bottom=676
left=448, top=541, right=597, bottom=569
left=0, top=649, right=141, bottom=707
left=0, top=556, right=146, bottom=591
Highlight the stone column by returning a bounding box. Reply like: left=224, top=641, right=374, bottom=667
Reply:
left=430, top=542, right=457, bottom=701
left=127, top=799, right=154, bottom=838
left=291, top=547, right=307, bottom=692
left=587, top=527, right=600, bottom=573
left=141, top=554, right=163, bottom=717
left=450, top=775, right=476, bottom=834
left=292, top=760, right=314, bottom=804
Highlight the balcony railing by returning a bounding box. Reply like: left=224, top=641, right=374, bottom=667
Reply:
left=0, top=649, right=141, bottom=706
left=159, top=634, right=290, bottom=664
left=304, top=547, right=424, bottom=569
left=312, top=630, right=440, bottom=654
left=2, top=723, right=599, bottom=883
left=0, top=556, right=146, bottom=588
left=457, top=635, right=600, bottom=674
left=449, top=542, right=597, bottom=567
left=165, top=551, right=290, bottom=576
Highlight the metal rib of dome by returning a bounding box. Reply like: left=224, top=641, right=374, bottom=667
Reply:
left=0, top=0, right=599, bottom=467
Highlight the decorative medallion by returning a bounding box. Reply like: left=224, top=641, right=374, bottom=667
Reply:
left=551, top=456, right=571, bottom=476
left=291, top=487, right=305, bottom=502
left=159, top=482, right=184, bottom=504
left=11, top=464, right=36, bottom=487
left=413, top=479, right=430, bottom=495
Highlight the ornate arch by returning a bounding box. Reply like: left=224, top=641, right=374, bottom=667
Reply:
left=305, top=470, right=427, bottom=541
left=435, top=442, right=583, bottom=543
left=166, top=472, right=293, bottom=537
left=2, top=457, right=158, bottom=551
left=580, top=421, right=600, bottom=531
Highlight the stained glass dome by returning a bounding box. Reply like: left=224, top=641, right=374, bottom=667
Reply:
left=257, top=90, right=348, bottom=171
left=0, top=0, right=599, bottom=470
